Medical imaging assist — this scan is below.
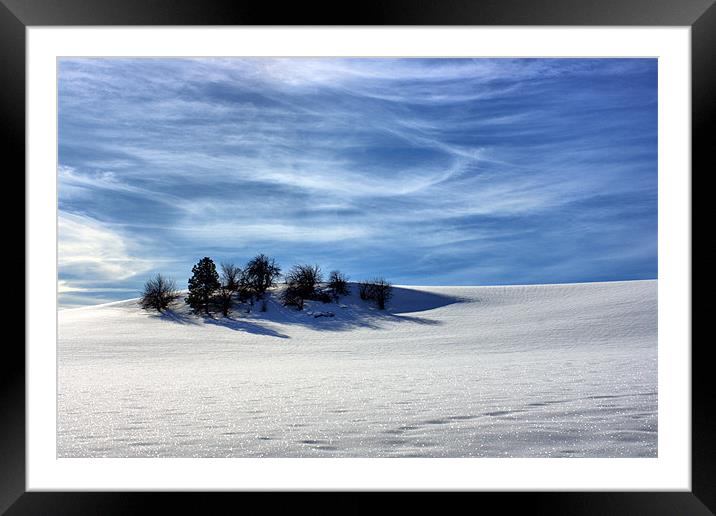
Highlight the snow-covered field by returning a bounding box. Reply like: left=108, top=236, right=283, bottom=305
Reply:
left=58, top=280, right=657, bottom=458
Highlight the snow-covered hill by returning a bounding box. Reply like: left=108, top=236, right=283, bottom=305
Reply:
left=58, top=280, right=657, bottom=457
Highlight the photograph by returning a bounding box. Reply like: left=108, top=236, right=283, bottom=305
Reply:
left=56, top=57, right=658, bottom=459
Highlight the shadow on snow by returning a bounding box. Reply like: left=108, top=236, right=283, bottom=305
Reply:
left=152, top=308, right=289, bottom=338
left=151, top=285, right=466, bottom=338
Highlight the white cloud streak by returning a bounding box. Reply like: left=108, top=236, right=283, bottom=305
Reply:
left=59, top=212, right=152, bottom=281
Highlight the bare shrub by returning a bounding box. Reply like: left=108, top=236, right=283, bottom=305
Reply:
left=282, top=264, right=322, bottom=311
left=370, top=277, right=393, bottom=310
left=358, top=281, right=372, bottom=301
left=220, top=262, right=242, bottom=292
left=215, top=286, right=234, bottom=317
left=244, top=253, right=281, bottom=300
left=328, top=270, right=350, bottom=301
left=358, top=277, right=393, bottom=310
left=140, top=273, right=180, bottom=312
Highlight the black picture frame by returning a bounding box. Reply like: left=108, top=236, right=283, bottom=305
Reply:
left=4, top=0, right=710, bottom=513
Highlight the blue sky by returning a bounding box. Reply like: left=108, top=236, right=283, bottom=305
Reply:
left=58, top=58, right=657, bottom=308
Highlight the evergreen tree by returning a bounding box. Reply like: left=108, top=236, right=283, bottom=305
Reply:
left=186, top=257, right=220, bottom=315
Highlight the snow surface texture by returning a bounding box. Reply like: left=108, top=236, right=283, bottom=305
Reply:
left=58, top=280, right=657, bottom=457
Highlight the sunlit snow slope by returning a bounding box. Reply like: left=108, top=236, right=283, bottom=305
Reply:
left=58, top=280, right=657, bottom=457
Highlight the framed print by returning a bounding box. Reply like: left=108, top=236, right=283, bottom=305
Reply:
left=5, top=0, right=711, bottom=513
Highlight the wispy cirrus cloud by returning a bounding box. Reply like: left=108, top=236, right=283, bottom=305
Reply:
left=59, top=211, right=153, bottom=281
left=58, top=58, right=657, bottom=307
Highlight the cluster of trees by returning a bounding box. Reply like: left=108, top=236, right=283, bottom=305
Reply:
left=281, top=266, right=350, bottom=310
left=185, top=254, right=281, bottom=316
left=140, top=253, right=391, bottom=316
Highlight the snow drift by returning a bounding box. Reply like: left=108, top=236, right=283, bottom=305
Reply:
left=58, top=280, right=657, bottom=457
